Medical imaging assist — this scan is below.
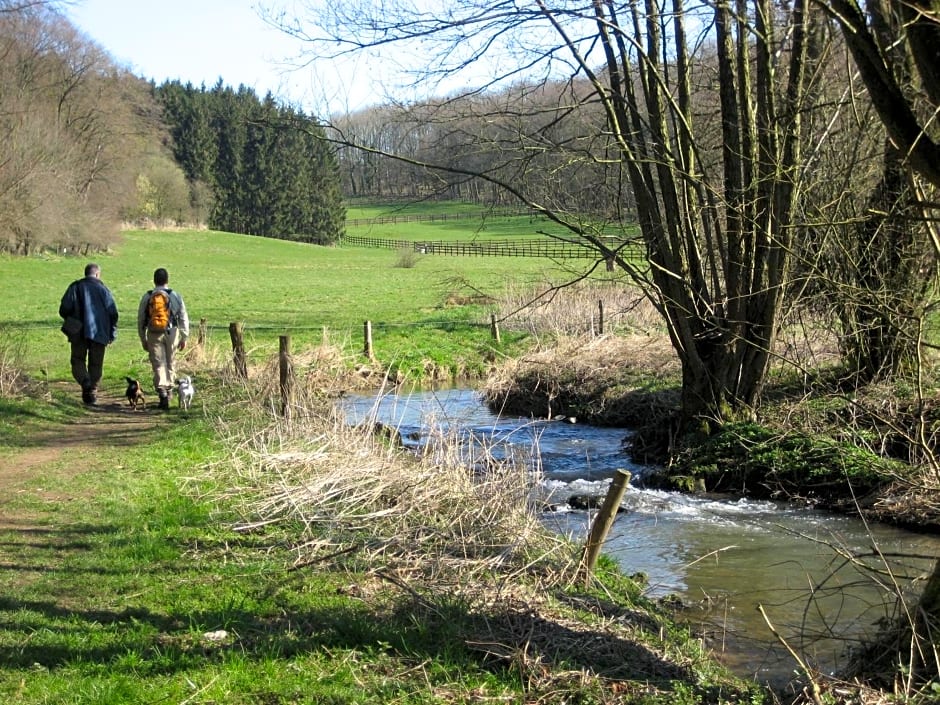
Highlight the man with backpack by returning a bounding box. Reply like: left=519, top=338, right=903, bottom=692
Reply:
left=58, top=262, right=119, bottom=405
left=137, top=267, right=190, bottom=410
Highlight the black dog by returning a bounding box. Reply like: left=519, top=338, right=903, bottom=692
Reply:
left=125, top=376, right=146, bottom=411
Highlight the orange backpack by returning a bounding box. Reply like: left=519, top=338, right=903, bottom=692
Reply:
left=146, top=289, right=175, bottom=332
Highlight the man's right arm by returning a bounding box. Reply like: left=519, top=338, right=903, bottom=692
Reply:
left=58, top=283, right=76, bottom=319
left=137, top=295, right=149, bottom=349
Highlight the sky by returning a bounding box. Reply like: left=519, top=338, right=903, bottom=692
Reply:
left=66, top=0, right=376, bottom=115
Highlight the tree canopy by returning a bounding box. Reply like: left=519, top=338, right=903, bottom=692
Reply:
left=0, top=2, right=149, bottom=253
left=157, top=80, right=346, bottom=245
left=0, top=2, right=346, bottom=251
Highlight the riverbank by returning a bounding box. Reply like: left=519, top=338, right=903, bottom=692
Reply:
left=0, top=378, right=766, bottom=705
left=480, top=334, right=940, bottom=533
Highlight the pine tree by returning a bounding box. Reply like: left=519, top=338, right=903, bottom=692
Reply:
left=156, top=80, right=345, bottom=243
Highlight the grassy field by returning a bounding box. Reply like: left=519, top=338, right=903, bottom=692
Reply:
left=0, top=206, right=762, bottom=704
left=346, top=201, right=640, bottom=243
left=0, top=380, right=760, bottom=704
left=0, top=213, right=612, bottom=388
left=347, top=203, right=579, bottom=241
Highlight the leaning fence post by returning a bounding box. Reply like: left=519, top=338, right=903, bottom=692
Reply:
left=279, top=335, right=293, bottom=419
left=490, top=313, right=501, bottom=343
left=363, top=320, right=374, bottom=359
left=229, top=321, right=248, bottom=379
left=580, top=470, right=631, bottom=587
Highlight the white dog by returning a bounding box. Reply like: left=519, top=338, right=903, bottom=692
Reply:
left=177, top=375, right=195, bottom=410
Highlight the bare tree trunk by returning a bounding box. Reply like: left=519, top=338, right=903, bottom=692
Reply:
left=821, top=0, right=940, bottom=189
left=839, top=144, right=929, bottom=382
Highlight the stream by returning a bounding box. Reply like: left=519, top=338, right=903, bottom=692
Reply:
left=341, top=387, right=940, bottom=689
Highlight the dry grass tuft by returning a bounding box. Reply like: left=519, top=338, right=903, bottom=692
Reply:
left=486, top=333, right=678, bottom=387
left=209, top=371, right=577, bottom=589
left=255, top=341, right=368, bottom=405
left=0, top=327, right=31, bottom=397
left=197, top=332, right=390, bottom=415
left=497, top=281, right=663, bottom=338
left=482, top=333, right=680, bottom=424
left=175, top=336, right=228, bottom=373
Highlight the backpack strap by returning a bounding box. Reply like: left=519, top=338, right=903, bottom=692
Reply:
left=165, top=288, right=181, bottom=325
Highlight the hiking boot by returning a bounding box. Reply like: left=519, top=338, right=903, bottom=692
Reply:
left=158, top=392, right=170, bottom=411
left=82, top=387, right=97, bottom=405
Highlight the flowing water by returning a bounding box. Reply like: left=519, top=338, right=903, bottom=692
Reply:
left=341, top=387, right=940, bottom=689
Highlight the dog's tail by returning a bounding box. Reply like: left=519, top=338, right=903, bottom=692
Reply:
left=125, top=376, right=135, bottom=384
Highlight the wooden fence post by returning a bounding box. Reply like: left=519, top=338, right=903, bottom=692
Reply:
left=229, top=322, right=247, bottom=379
left=197, top=317, right=207, bottom=346
left=580, top=470, right=631, bottom=587
left=279, top=335, right=293, bottom=419
left=598, top=300, right=605, bottom=335
left=490, top=313, right=501, bottom=343
left=363, top=320, right=374, bottom=359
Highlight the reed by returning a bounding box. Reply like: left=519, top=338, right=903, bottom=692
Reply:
left=206, top=359, right=579, bottom=590
left=496, top=281, right=663, bottom=339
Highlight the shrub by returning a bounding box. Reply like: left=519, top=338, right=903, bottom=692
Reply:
left=394, top=247, right=420, bottom=268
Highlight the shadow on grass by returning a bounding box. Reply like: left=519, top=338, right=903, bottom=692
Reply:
left=0, top=591, right=693, bottom=689
left=0, top=521, right=693, bottom=691
left=0, top=394, right=163, bottom=450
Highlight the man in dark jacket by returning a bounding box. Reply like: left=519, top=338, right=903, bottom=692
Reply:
left=59, top=262, right=119, bottom=405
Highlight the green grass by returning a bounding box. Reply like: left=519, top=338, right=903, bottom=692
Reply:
left=345, top=200, right=496, bottom=219
left=344, top=199, right=567, bottom=222
left=0, top=387, right=762, bottom=704
left=347, top=210, right=583, bottom=241
left=345, top=201, right=641, bottom=243
left=0, top=401, right=517, bottom=704
left=0, top=219, right=581, bottom=385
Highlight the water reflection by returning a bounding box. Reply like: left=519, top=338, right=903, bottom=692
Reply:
left=341, top=387, right=940, bottom=688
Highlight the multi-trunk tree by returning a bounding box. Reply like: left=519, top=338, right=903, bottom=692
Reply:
left=291, top=0, right=823, bottom=431
left=806, top=0, right=938, bottom=385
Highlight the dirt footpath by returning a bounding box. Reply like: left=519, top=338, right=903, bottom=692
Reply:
left=0, top=386, right=161, bottom=528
